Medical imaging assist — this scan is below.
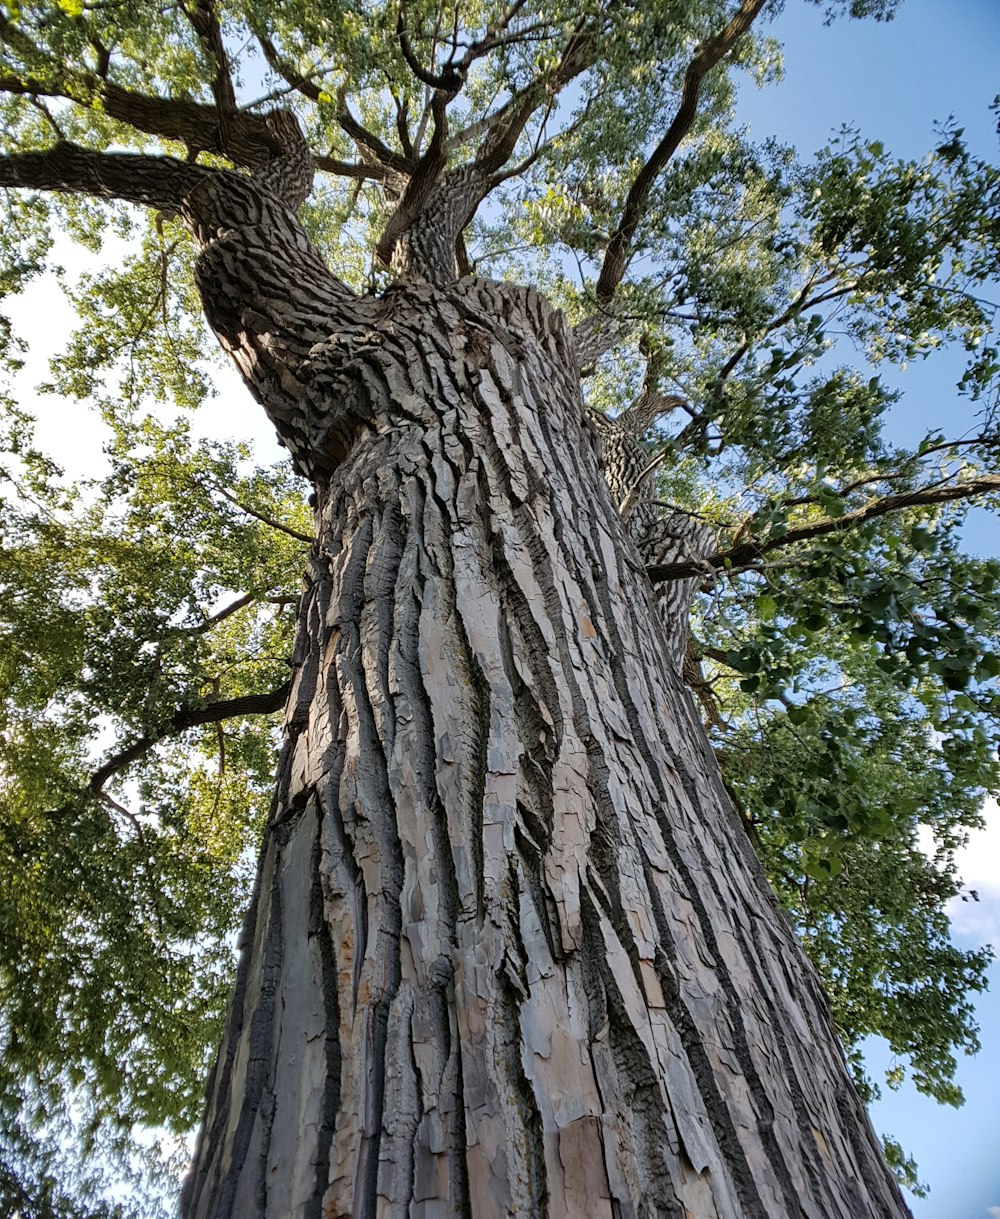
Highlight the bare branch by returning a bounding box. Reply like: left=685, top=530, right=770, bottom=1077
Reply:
left=397, top=10, right=464, bottom=92
left=596, top=0, right=769, bottom=304
left=647, top=473, right=1000, bottom=581
left=376, top=17, right=597, bottom=273
left=204, top=479, right=315, bottom=543
left=88, top=681, right=292, bottom=797
left=183, top=0, right=237, bottom=116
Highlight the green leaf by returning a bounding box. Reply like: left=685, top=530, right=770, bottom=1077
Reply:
left=756, top=593, right=778, bottom=621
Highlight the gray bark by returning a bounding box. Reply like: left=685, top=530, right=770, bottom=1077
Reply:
left=178, top=241, right=911, bottom=1215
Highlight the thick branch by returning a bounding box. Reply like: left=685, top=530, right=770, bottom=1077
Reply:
left=336, top=98, right=413, bottom=176
left=375, top=87, right=456, bottom=271
left=0, top=12, right=289, bottom=171
left=378, top=22, right=595, bottom=277
left=313, top=154, right=390, bottom=182
left=596, top=0, right=768, bottom=304
left=0, top=141, right=213, bottom=211
left=473, top=30, right=590, bottom=178
left=397, top=11, right=464, bottom=92
left=646, top=473, right=1000, bottom=581
left=88, top=681, right=292, bottom=797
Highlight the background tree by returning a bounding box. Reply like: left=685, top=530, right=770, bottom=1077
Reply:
left=0, top=0, right=997, bottom=1213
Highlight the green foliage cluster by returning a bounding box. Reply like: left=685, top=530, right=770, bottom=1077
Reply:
left=0, top=0, right=996, bottom=1208
left=1, top=401, right=307, bottom=1212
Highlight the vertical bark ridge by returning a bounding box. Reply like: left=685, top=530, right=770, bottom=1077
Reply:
left=307, top=806, right=343, bottom=1219
left=183, top=273, right=911, bottom=1219
left=325, top=473, right=406, bottom=1219
left=578, top=887, right=687, bottom=1219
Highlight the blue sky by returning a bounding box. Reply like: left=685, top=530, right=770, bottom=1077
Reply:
left=736, top=2, right=1000, bottom=1214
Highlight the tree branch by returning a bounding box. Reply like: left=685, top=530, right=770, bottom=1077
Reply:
left=88, top=681, right=292, bottom=797
left=646, top=473, right=1000, bottom=581
left=376, top=19, right=595, bottom=273
left=205, top=479, right=315, bottom=543
left=0, top=11, right=291, bottom=172
left=476, top=25, right=591, bottom=179
left=596, top=0, right=769, bottom=304
left=0, top=141, right=213, bottom=211
left=313, top=154, right=390, bottom=182
left=253, top=25, right=411, bottom=177
left=397, top=10, right=464, bottom=93
left=618, top=449, right=673, bottom=518
left=183, top=0, right=237, bottom=117
left=170, top=592, right=298, bottom=636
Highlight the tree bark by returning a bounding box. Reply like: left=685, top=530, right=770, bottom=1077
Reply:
left=180, top=268, right=910, bottom=1217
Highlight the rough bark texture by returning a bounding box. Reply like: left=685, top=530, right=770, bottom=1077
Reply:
left=179, top=253, right=911, bottom=1215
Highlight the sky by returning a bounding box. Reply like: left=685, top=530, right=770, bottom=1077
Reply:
left=4, top=0, right=1000, bottom=1213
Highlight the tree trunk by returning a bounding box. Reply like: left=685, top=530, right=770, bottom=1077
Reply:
left=181, top=273, right=910, bottom=1218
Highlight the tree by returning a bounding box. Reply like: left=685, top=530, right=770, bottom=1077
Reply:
left=0, top=0, right=997, bottom=1213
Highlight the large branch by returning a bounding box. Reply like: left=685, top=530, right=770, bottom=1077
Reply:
left=377, top=25, right=594, bottom=276
left=313, top=153, right=391, bottom=182
left=88, top=681, right=292, bottom=797
left=0, top=141, right=213, bottom=211
left=646, top=473, right=1000, bottom=581
left=474, top=26, right=591, bottom=178
left=596, top=0, right=768, bottom=304
left=397, top=10, right=464, bottom=92
left=98, top=83, right=287, bottom=167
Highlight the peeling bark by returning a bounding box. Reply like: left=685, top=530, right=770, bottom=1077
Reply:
left=179, top=265, right=910, bottom=1217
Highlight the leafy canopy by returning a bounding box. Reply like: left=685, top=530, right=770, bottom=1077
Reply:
left=0, top=0, right=998, bottom=1209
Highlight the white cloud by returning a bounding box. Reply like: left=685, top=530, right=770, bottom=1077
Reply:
left=947, top=798, right=1000, bottom=946
left=921, top=798, right=1000, bottom=948
left=985, top=1207, right=1000, bottom=1218
left=954, top=798, right=1000, bottom=887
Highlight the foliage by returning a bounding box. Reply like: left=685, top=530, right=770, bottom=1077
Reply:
left=0, top=405, right=306, bottom=1212
left=0, top=0, right=996, bottom=1206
